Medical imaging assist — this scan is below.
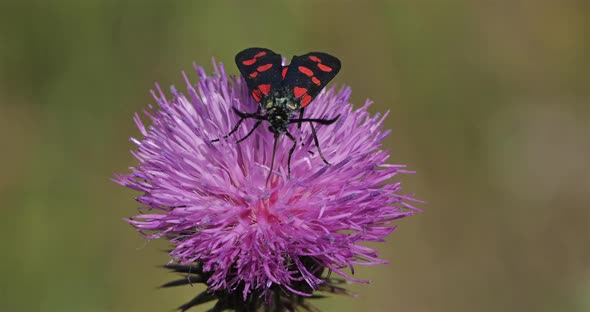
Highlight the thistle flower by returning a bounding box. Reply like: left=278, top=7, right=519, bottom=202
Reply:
left=115, top=61, right=420, bottom=311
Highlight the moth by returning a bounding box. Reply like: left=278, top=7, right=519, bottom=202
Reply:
left=213, top=48, right=341, bottom=182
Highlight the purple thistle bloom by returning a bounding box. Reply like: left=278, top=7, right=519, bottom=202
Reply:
left=115, top=61, right=420, bottom=310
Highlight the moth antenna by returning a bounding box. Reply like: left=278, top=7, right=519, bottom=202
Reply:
left=266, top=133, right=279, bottom=186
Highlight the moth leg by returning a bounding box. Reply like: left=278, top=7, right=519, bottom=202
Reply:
left=285, top=131, right=297, bottom=179
left=297, top=108, right=304, bottom=129
left=288, top=115, right=339, bottom=164
left=210, top=117, right=245, bottom=142
left=236, top=120, right=262, bottom=143
left=288, top=114, right=340, bottom=125
left=309, top=122, right=330, bottom=165
left=211, top=107, right=264, bottom=142
left=232, top=106, right=264, bottom=119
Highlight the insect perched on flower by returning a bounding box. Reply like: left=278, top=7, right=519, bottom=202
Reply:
left=115, top=53, right=421, bottom=311
left=212, top=48, right=342, bottom=181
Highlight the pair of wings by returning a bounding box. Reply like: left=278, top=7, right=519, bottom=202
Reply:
left=235, top=48, right=341, bottom=107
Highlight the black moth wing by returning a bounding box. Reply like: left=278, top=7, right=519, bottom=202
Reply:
left=283, top=52, right=341, bottom=107
left=235, top=48, right=283, bottom=103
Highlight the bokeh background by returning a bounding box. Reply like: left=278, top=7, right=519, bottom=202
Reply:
left=1, top=1, right=588, bottom=311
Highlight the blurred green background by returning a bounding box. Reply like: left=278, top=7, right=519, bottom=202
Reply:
left=1, top=1, right=588, bottom=311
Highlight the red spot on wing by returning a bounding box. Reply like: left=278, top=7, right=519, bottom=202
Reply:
left=257, top=63, right=273, bottom=72
left=242, top=51, right=267, bottom=66
left=249, top=71, right=258, bottom=78
left=252, top=90, right=262, bottom=102
left=254, top=51, right=267, bottom=58
left=294, top=86, right=307, bottom=98
left=300, top=94, right=313, bottom=107
left=298, top=66, right=314, bottom=77
left=317, top=63, right=333, bottom=72
left=309, top=55, right=322, bottom=63
left=281, top=67, right=288, bottom=79
left=258, top=84, right=271, bottom=95
left=311, top=76, right=321, bottom=86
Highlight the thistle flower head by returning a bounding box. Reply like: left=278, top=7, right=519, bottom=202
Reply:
left=115, top=61, right=419, bottom=310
